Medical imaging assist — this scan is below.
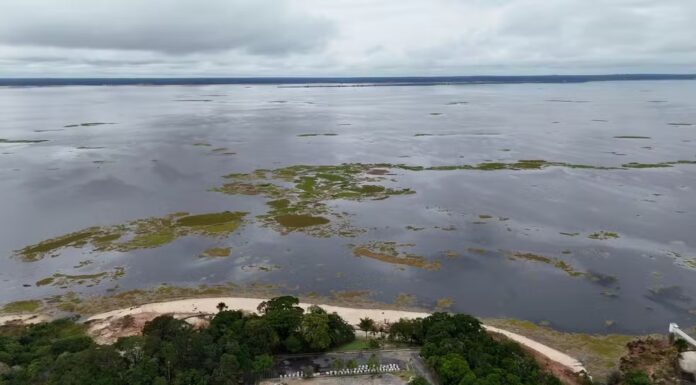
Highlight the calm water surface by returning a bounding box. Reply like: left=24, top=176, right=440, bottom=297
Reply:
left=1, top=80, right=695, bottom=333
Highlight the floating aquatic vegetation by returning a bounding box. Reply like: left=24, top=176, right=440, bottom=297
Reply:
left=436, top=298, right=454, bottom=309
left=614, top=136, right=651, bottom=139
left=35, top=267, right=125, bottom=288
left=560, top=232, right=580, bottom=236
left=14, top=211, right=247, bottom=262
left=275, top=214, right=329, bottom=228
left=352, top=242, right=440, bottom=270
left=586, top=272, right=619, bottom=287
left=647, top=285, right=691, bottom=303
left=424, top=159, right=619, bottom=171
left=508, top=252, right=584, bottom=277
left=394, top=293, right=416, bottom=307
left=1, top=300, right=42, bottom=313
left=241, top=263, right=280, bottom=272
left=200, top=247, right=231, bottom=258
left=668, top=122, right=693, bottom=126
left=588, top=231, right=619, bottom=240
left=214, top=164, right=415, bottom=237
left=405, top=225, right=425, bottom=231
left=329, top=290, right=374, bottom=305
left=212, top=160, right=696, bottom=236
left=667, top=252, right=696, bottom=270
left=175, top=99, right=212, bottom=102
left=601, top=290, right=619, bottom=298
left=446, top=101, right=468, bottom=105
left=443, top=250, right=459, bottom=259
left=0, top=138, right=48, bottom=144
left=76, top=146, right=106, bottom=150
left=64, top=122, right=115, bottom=127
left=297, top=133, right=338, bottom=137
left=193, top=143, right=212, bottom=147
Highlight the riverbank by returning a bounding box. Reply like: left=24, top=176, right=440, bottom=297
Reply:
left=80, top=296, right=587, bottom=376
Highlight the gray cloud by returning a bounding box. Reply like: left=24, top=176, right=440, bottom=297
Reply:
left=0, top=0, right=333, bottom=55
left=0, top=0, right=694, bottom=76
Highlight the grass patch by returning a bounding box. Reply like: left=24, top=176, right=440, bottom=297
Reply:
left=484, top=318, right=641, bottom=383
left=333, top=338, right=373, bottom=351
left=1, top=300, right=41, bottom=313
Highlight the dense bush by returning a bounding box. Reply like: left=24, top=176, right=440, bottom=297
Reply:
left=388, top=313, right=562, bottom=385
left=0, top=296, right=354, bottom=385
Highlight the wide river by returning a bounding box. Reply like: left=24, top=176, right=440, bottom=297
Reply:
left=1, top=80, right=695, bottom=333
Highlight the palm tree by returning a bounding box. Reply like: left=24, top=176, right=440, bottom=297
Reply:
left=358, top=317, right=375, bottom=338
left=216, top=302, right=228, bottom=312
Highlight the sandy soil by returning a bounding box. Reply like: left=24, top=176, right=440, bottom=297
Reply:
left=84, top=296, right=587, bottom=374
left=0, top=313, right=51, bottom=325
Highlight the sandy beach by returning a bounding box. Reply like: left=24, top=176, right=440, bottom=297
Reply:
left=83, top=296, right=586, bottom=374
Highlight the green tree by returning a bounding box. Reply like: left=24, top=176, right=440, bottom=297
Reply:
left=243, top=318, right=279, bottom=356
left=436, top=353, right=476, bottom=385
left=114, top=336, right=146, bottom=366
left=283, top=334, right=304, bottom=353
left=216, top=302, right=228, bottom=312
left=359, top=317, right=376, bottom=338
left=301, top=307, right=331, bottom=351
left=48, top=346, right=127, bottom=385
left=327, top=312, right=355, bottom=346
left=257, top=296, right=304, bottom=340
left=251, top=354, right=273, bottom=377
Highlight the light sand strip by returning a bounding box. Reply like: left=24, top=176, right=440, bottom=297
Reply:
left=86, top=297, right=586, bottom=374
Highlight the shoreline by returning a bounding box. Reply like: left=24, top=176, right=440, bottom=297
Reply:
left=81, top=296, right=587, bottom=374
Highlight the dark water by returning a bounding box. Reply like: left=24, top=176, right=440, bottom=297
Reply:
left=1, top=80, right=695, bottom=334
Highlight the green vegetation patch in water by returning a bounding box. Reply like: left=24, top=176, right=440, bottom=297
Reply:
left=614, top=136, right=651, bottom=139
left=275, top=214, right=330, bottom=228
left=588, top=231, right=620, bottom=240
left=509, top=252, right=585, bottom=277
left=352, top=242, right=440, bottom=270
left=0, top=138, right=48, bottom=144
left=1, top=300, right=42, bottom=314
left=214, top=164, right=415, bottom=237
left=36, top=267, right=125, bottom=288
left=14, top=211, right=247, bottom=261
left=201, top=247, right=231, bottom=258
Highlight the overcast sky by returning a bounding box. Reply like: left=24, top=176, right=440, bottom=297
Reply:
left=1, top=0, right=695, bottom=77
